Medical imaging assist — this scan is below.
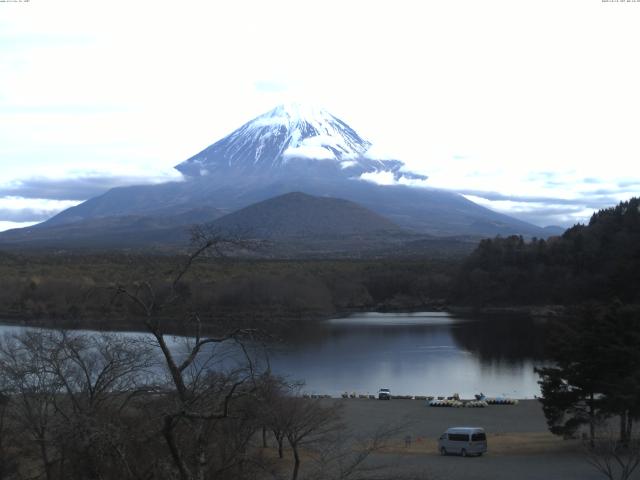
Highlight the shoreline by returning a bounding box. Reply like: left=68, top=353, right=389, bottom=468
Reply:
left=0, top=302, right=568, bottom=334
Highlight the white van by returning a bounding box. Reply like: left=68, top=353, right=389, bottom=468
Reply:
left=438, top=427, right=487, bottom=457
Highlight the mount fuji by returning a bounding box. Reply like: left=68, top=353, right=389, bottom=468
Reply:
left=0, top=103, right=557, bottom=251
left=175, top=103, right=425, bottom=183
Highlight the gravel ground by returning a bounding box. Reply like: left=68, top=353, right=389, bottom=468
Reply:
left=323, top=399, right=605, bottom=480
left=332, top=398, right=551, bottom=437
left=373, top=451, right=600, bottom=480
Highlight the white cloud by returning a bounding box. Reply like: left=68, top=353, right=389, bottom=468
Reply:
left=462, top=195, right=595, bottom=227
left=340, top=161, right=357, bottom=169
left=359, top=171, right=397, bottom=186
left=0, top=221, right=39, bottom=232
left=0, top=0, right=639, bottom=228
left=283, top=145, right=336, bottom=161
left=0, top=197, right=80, bottom=225
left=0, top=197, right=79, bottom=211
left=0, top=194, right=84, bottom=231
left=364, top=144, right=400, bottom=161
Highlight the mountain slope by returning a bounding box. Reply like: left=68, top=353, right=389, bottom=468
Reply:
left=210, top=192, right=402, bottom=239
left=38, top=174, right=546, bottom=237
left=0, top=192, right=480, bottom=257
left=0, top=207, right=224, bottom=249
left=2, top=103, right=555, bottom=245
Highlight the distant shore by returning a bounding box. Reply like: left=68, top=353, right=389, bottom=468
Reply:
left=0, top=302, right=568, bottom=336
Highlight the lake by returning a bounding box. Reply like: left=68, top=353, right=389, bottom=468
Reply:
left=0, top=311, right=548, bottom=399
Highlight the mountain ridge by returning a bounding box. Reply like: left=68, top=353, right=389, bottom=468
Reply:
left=210, top=191, right=402, bottom=239
left=1, top=103, right=561, bottom=247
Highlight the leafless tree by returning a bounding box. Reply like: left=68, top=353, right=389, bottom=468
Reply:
left=44, top=331, right=157, bottom=480
left=584, top=423, right=640, bottom=480
left=255, top=374, right=298, bottom=459
left=0, top=228, right=425, bottom=480
left=279, top=396, right=343, bottom=480
left=0, top=389, right=18, bottom=480
left=0, top=330, right=158, bottom=480
left=306, top=423, right=406, bottom=480
left=113, top=230, right=268, bottom=480
left=0, top=332, right=64, bottom=480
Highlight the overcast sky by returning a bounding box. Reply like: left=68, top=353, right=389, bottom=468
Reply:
left=1, top=0, right=639, bottom=232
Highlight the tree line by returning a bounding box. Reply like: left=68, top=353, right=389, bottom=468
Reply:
left=454, top=197, right=640, bottom=306
left=0, top=255, right=457, bottom=332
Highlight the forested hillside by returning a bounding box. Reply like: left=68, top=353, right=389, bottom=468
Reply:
left=453, top=198, right=640, bottom=305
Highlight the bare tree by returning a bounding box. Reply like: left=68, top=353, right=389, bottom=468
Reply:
left=0, top=332, right=64, bottom=480
left=0, top=389, right=18, bottom=480
left=43, top=331, right=157, bottom=480
left=113, top=230, right=268, bottom=480
left=0, top=330, right=158, bottom=480
left=306, top=423, right=406, bottom=480
left=2, top=228, right=428, bottom=480
left=255, top=374, right=297, bottom=459
left=280, top=396, right=343, bottom=480
left=585, top=438, right=640, bottom=480
left=584, top=421, right=640, bottom=480
left=42, top=332, right=156, bottom=414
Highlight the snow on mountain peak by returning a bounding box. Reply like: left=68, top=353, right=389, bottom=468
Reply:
left=175, top=103, right=426, bottom=182
left=253, top=102, right=333, bottom=127
left=247, top=102, right=371, bottom=162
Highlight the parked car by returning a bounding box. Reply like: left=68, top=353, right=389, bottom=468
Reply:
left=438, top=427, right=487, bottom=457
left=378, top=388, right=391, bottom=400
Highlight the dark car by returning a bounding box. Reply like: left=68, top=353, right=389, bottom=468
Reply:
left=378, top=388, right=391, bottom=400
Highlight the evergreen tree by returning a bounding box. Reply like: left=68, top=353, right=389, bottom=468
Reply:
left=535, top=306, right=606, bottom=443
left=536, top=304, right=640, bottom=444
left=595, top=304, right=640, bottom=445
left=454, top=197, right=640, bottom=306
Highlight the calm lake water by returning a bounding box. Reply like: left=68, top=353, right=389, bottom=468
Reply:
left=0, top=312, right=547, bottom=399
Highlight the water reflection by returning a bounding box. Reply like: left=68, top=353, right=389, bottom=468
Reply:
left=0, top=312, right=547, bottom=399
left=268, top=312, right=547, bottom=398
left=449, top=315, right=547, bottom=362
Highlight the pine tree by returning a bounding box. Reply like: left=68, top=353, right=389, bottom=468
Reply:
left=536, top=304, right=640, bottom=444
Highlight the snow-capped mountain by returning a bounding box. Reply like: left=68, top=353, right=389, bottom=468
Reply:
left=175, top=103, right=426, bottom=181
left=1, top=103, right=558, bottom=247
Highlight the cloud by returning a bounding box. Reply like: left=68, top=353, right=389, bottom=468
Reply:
left=0, top=174, right=183, bottom=201
left=359, top=171, right=397, bottom=186
left=0, top=197, right=80, bottom=224
left=283, top=145, right=336, bottom=160
left=462, top=195, right=594, bottom=227
left=419, top=160, right=640, bottom=227
left=618, top=179, right=640, bottom=188
left=455, top=189, right=620, bottom=209
left=0, top=208, right=58, bottom=223
left=459, top=189, right=640, bottom=227
left=1, top=0, right=640, bottom=231
left=254, top=80, right=289, bottom=93
left=583, top=177, right=602, bottom=184
left=364, top=144, right=400, bottom=161
left=0, top=221, right=39, bottom=232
